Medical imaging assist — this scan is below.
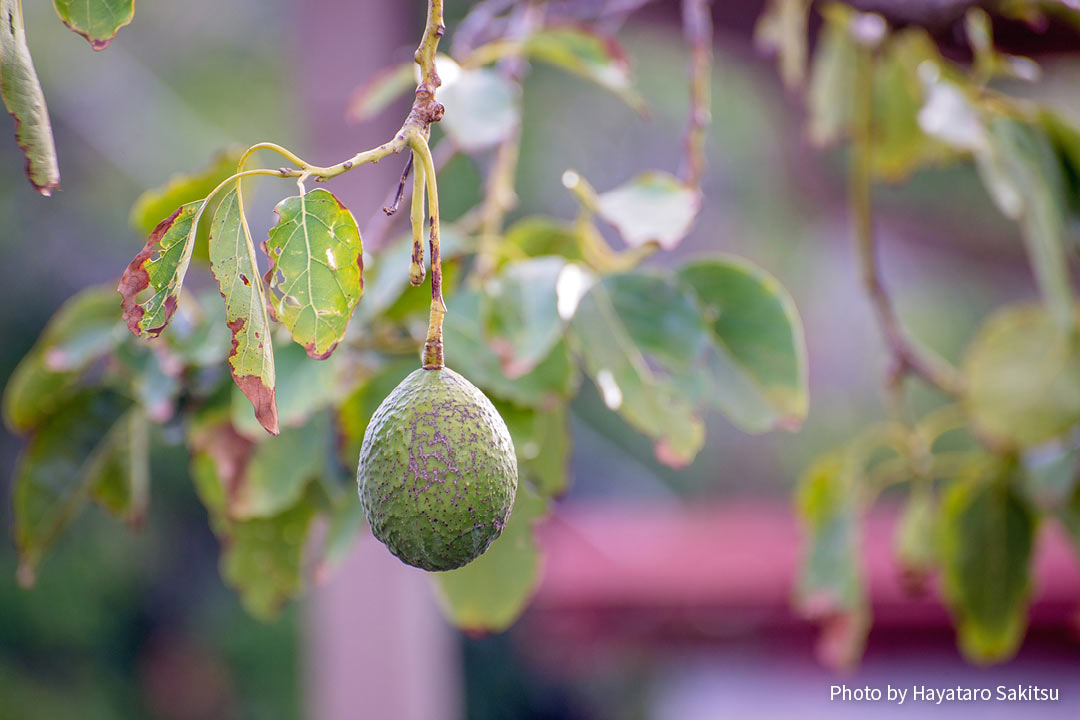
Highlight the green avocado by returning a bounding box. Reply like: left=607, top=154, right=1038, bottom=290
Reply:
left=357, top=366, right=518, bottom=571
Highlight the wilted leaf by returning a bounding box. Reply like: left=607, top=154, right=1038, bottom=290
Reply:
left=130, top=148, right=243, bottom=264
left=13, top=390, right=131, bottom=584
left=963, top=305, right=1080, bottom=449
left=754, top=0, right=810, bottom=90
left=211, top=189, right=278, bottom=435
left=345, top=62, right=415, bottom=123
left=679, top=257, right=809, bottom=433
left=794, top=450, right=869, bottom=671
left=119, top=201, right=203, bottom=339
left=440, top=67, right=520, bottom=152
left=52, top=0, right=133, bottom=50
left=594, top=172, right=700, bottom=250
left=571, top=276, right=704, bottom=467
left=264, top=188, right=364, bottom=359
left=485, top=257, right=587, bottom=378
left=0, top=0, right=59, bottom=194
left=520, top=26, right=644, bottom=111
left=434, top=486, right=547, bottom=633
left=940, top=464, right=1035, bottom=664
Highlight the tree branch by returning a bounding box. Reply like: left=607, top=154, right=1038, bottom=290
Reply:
left=680, top=0, right=713, bottom=188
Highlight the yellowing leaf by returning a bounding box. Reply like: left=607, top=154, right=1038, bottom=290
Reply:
left=0, top=0, right=59, bottom=195
left=52, top=0, right=134, bottom=50
left=264, top=189, right=364, bottom=359
left=210, top=189, right=278, bottom=435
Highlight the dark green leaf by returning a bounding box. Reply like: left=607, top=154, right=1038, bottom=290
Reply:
left=13, top=390, right=132, bottom=584
left=52, top=0, right=133, bottom=50
left=679, top=257, right=809, bottom=433
left=594, top=172, right=700, bottom=250
left=571, top=276, right=704, bottom=467
left=211, top=188, right=278, bottom=435
left=940, top=464, right=1035, bottom=664
left=0, top=0, right=59, bottom=194
left=434, top=486, right=547, bottom=633
left=265, top=188, right=364, bottom=359
left=963, top=305, right=1080, bottom=449
left=86, top=409, right=151, bottom=527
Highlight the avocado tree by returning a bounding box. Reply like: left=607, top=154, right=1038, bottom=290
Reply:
left=4, top=0, right=1080, bottom=671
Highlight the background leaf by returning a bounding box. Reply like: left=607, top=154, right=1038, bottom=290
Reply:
left=440, top=67, right=520, bottom=152
left=264, top=189, right=364, bottom=359
left=678, top=257, right=809, bottom=433
left=940, top=464, right=1036, bottom=664
left=434, top=486, right=547, bottom=634
left=0, top=0, right=59, bottom=194
left=52, top=0, right=134, bottom=50
left=520, top=26, right=644, bottom=111
left=594, top=172, right=700, bottom=250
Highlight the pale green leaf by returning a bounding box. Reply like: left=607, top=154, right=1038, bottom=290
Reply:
left=806, top=4, right=856, bottom=147
left=0, top=0, right=59, bottom=194
left=754, top=0, right=810, bottom=90
left=118, top=200, right=203, bottom=338
left=893, top=487, right=937, bottom=590
left=963, top=305, right=1080, bottom=449
left=520, top=27, right=645, bottom=111
left=440, top=67, right=520, bottom=152
left=434, top=486, right=547, bottom=633
left=571, top=276, right=705, bottom=467
left=52, top=0, right=133, bottom=50
left=595, top=172, right=700, bottom=250
left=941, top=465, right=1035, bottom=664
left=211, top=188, right=278, bottom=435
left=231, top=341, right=341, bottom=438
left=345, top=62, right=415, bottom=123
left=232, top=413, right=329, bottom=520
left=494, top=401, right=571, bottom=498
left=678, top=257, right=808, bottom=433
left=265, top=188, right=364, bottom=359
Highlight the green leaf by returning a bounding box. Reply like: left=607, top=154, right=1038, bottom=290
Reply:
left=211, top=188, right=278, bottom=435
left=86, top=409, right=151, bottom=527
left=794, top=450, right=869, bottom=671
left=434, top=486, right=547, bottom=633
left=893, top=487, right=937, bottom=592
left=495, top=401, right=572, bottom=498
left=594, top=172, right=700, bottom=250
left=571, top=276, right=705, bottom=467
left=501, top=216, right=583, bottom=263
left=444, top=290, right=578, bottom=408
left=345, top=62, right=415, bottom=123
left=315, top=493, right=366, bottom=583
left=439, top=67, right=520, bottom=152
left=678, top=257, right=809, bottom=433
left=337, top=358, right=415, bottom=466
left=977, top=118, right=1074, bottom=331
left=231, top=342, right=340, bottom=438
left=52, top=0, right=133, bottom=50
left=754, top=0, right=810, bottom=90
left=0, top=0, right=59, bottom=194
left=130, top=148, right=243, bottom=264
left=520, top=27, right=645, bottom=111
left=3, top=286, right=127, bottom=432
left=13, top=390, right=131, bottom=585
left=232, top=413, right=329, bottom=520
left=193, top=453, right=320, bottom=620
left=119, top=200, right=203, bottom=339
left=485, top=257, right=585, bottom=378
left=264, top=188, right=364, bottom=359
left=940, top=465, right=1035, bottom=664
left=806, top=3, right=856, bottom=147
left=963, top=305, right=1080, bottom=449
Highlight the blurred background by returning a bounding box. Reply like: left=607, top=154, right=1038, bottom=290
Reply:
left=1, top=1, right=1079, bottom=718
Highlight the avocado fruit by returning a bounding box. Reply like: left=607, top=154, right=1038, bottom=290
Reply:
left=357, top=366, right=518, bottom=571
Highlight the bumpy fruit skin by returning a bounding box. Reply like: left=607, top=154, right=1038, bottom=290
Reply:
left=358, top=367, right=518, bottom=571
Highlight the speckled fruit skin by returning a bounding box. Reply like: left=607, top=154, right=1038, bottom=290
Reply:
left=357, top=367, right=518, bottom=571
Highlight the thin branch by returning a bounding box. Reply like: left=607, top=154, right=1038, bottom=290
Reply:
left=850, top=40, right=964, bottom=398
left=384, top=154, right=414, bottom=216
left=680, top=0, right=713, bottom=188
